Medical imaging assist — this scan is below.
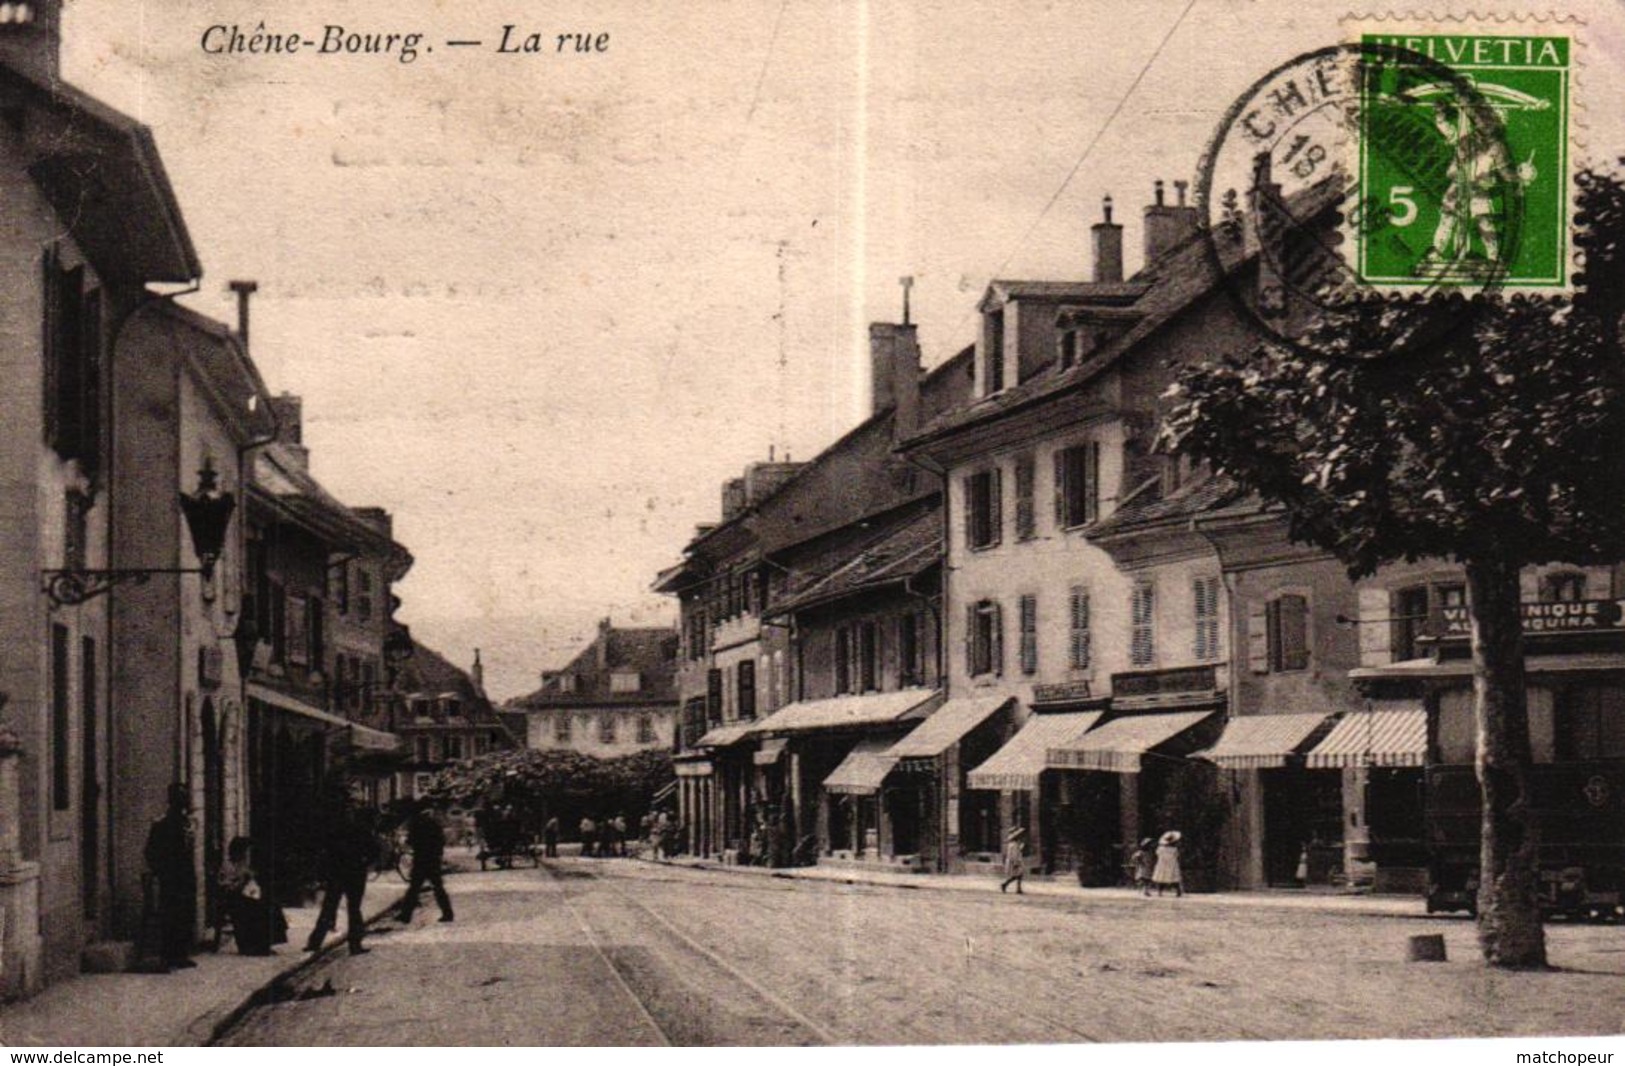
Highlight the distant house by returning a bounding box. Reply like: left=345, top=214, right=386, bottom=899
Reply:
left=392, top=644, right=517, bottom=800
left=508, top=620, right=680, bottom=757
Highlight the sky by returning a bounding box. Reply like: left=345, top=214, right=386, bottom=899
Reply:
left=61, top=0, right=1625, bottom=699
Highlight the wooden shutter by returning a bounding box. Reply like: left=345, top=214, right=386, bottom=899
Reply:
left=737, top=659, right=756, bottom=719
left=1069, top=586, right=1091, bottom=670
left=988, top=468, right=1003, bottom=546
left=1053, top=449, right=1068, bottom=529
left=1357, top=586, right=1391, bottom=667
left=1014, top=457, right=1035, bottom=541
left=964, top=604, right=978, bottom=676
left=1085, top=441, right=1101, bottom=522
left=990, top=602, right=1004, bottom=677
left=961, top=474, right=976, bottom=550
left=1281, top=595, right=1310, bottom=670
left=1019, top=594, right=1038, bottom=675
left=1247, top=601, right=1269, bottom=673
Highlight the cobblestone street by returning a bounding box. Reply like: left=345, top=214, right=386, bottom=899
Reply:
left=215, top=858, right=1625, bottom=1046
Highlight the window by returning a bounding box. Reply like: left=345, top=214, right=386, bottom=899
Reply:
left=270, top=582, right=287, bottom=664
left=599, top=716, right=617, bottom=745
left=858, top=622, right=879, bottom=693
left=1069, top=586, right=1092, bottom=670
left=685, top=607, right=708, bottom=661
left=705, top=668, right=723, bottom=724
left=737, top=659, right=756, bottom=719
left=1059, top=330, right=1078, bottom=370
left=964, top=468, right=1002, bottom=550
left=898, top=612, right=923, bottom=687
left=360, top=661, right=376, bottom=709
left=332, top=562, right=349, bottom=615
left=966, top=600, right=1003, bottom=677
left=984, top=309, right=1005, bottom=395
left=554, top=713, right=572, bottom=743
left=1193, top=576, right=1221, bottom=662
left=1130, top=583, right=1155, bottom=667
left=1543, top=571, right=1587, bottom=603
left=1013, top=455, right=1036, bottom=541
left=1018, top=594, right=1038, bottom=675
left=1559, top=686, right=1625, bottom=760
left=637, top=715, right=657, bottom=744
left=415, top=737, right=432, bottom=763
left=610, top=671, right=641, bottom=694
left=1392, top=583, right=1464, bottom=661
left=835, top=628, right=853, bottom=695
left=413, top=772, right=434, bottom=797
left=51, top=624, right=70, bottom=811
left=442, top=697, right=462, bottom=717
left=556, top=673, right=577, bottom=694
left=444, top=736, right=464, bottom=760
left=1266, top=594, right=1310, bottom=672
left=307, top=596, right=324, bottom=671
left=44, top=254, right=104, bottom=475
left=1055, top=442, right=1102, bottom=529
left=355, top=567, right=373, bottom=622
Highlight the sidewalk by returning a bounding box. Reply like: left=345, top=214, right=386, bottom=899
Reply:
left=0, top=884, right=406, bottom=1048
left=641, top=853, right=1432, bottom=919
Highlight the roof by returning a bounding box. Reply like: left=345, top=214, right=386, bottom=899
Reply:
left=1194, top=713, right=1335, bottom=770
left=157, top=302, right=278, bottom=440
left=1, top=60, right=200, bottom=281
left=965, top=711, right=1102, bottom=791
left=251, top=444, right=411, bottom=570
left=1047, top=710, right=1218, bottom=774
left=767, top=507, right=941, bottom=618
left=749, top=688, right=942, bottom=736
left=887, top=695, right=1013, bottom=760
left=509, top=624, right=680, bottom=708
left=394, top=640, right=516, bottom=745
left=1305, top=706, right=1426, bottom=769
left=822, top=737, right=900, bottom=795
left=1087, top=473, right=1253, bottom=540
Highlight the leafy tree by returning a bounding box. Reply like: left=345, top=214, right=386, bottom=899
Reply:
left=426, top=747, right=674, bottom=838
left=1163, top=166, right=1625, bottom=968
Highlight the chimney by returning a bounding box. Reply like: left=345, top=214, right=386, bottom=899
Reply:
left=470, top=649, right=485, bottom=697
left=268, top=393, right=309, bottom=469
left=1143, top=179, right=1200, bottom=265
left=868, top=321, right=921, bottom=439
left=0, top=1, right=61, bottom=84
left=720, top=478, right=747, bottom=522
left=1247, top=153, right=1287, bottom=320
left=1091, top=195, right=1124, bottom=283
left=596, top=618, right=611, bottom=671
left=228, top=280, right=258, bottom=350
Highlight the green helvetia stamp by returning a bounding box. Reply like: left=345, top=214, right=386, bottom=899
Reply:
left=1356, top=32, right=1571, bottom=289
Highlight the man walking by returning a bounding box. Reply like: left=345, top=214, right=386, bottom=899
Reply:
left=398, top=801, right=454, bottom=924
left=543, top=815, right=560, bottom=858
left=305, top=786, right=374, bottom=956
left=144, top=783, right=198, bottom=970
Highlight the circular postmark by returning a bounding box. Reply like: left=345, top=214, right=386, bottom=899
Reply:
left=1195, top=42, right=1526, bottom=361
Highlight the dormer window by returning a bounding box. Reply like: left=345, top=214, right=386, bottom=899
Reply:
left=983, top=308, right=1006, bottom=396
left=557, top=673, right=577, bottom=694
left=0, top=5, right=37, bottom=26
left=610, top=671, right=641, bottom=694
left=1059, top=330, right=1078, bottom=369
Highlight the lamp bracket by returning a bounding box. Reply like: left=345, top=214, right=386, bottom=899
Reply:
left=42, top=567, right=206, bottom=608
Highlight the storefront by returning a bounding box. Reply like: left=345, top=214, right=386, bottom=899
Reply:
left=883, top=695, right=1015, bottom=872
left=1303, top=704, right=1428, bottom=891
left=965, top=711, right=1102, bottom=874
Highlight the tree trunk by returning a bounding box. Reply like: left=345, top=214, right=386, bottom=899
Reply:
left=1464, top=555, right=1547, bottom=968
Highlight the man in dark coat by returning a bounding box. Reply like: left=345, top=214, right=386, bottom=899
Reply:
left=397, top=801, right=454, bottom=923
left=305, top=787, right=375, bottom=955
left=145, top=783, right=198, bottom=969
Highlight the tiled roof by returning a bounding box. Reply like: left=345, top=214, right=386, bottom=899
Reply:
left=768, top=508, right=941, bottom=617
left=510, top=625, right=680, bottom=708
left=1087, top=473, right=1254, bottom=538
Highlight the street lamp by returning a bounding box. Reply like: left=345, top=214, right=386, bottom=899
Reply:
left=42, top=459, right=237, bottom=608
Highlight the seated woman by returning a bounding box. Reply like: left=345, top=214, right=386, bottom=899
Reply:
left=218, top=836, right=279, bottom=955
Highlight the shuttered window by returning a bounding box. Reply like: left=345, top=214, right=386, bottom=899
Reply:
left=1018, top=594, right=1038, bottom=675
left=1267, top=594, right=1310, bottom=672
left=966, top=600, right=1003, bottom=677
left=964, top=469, right=1002, bottom=549
left=706, top=667, right=723, bottom=724
left=1130, top=582, right=1155, bottom=667
left=835, top=628, right=852, bottom=694
left=1013, top=455, right=1036, bottom=541
left=737, top=658, right=756, bottom=719
left=1054, top=442, right=1102, bottom=529
left=1193, top=575, right=1221, bottom=661
left=1068, top=586, right=1091, bottom=670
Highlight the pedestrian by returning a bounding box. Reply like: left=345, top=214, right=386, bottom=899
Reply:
left=144, top=783, right=198, bottom=970
left=1152, top=830, right=1184, bottom=897
left=1131, top=838, right=1157, bottom=896
left=305, top=787, right=375, bottom=955
left=999, top=826, right=1027, bottom=895
left=1295, top=841, right=1311, bottom=887
left=398, top=802, right=454, bottom=924
left=606, top=813, right=623, bottom=858
left=218, top=836, right=284, bottom=955
left=543, top=815, right=560, bottom=858
left=579, top=815, right=597, bottom=858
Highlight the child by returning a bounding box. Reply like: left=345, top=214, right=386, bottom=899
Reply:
left=1132, top=838, right=1157, bottom=896
left=1000, top=827, right=1027, bottom=895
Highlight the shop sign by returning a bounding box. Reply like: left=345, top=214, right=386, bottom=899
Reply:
left=1440, top=599, right=1625, bottom=637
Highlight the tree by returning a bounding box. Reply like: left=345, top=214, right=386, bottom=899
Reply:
left=426, top=747, right=675, bottom=836
left=1163, top=166, right=1625, bottom=968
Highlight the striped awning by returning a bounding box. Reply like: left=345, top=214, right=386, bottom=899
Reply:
left=247, top=682, right=401, bottom=752
left=1196, top=713, right=1335, bottom=770
left=887, top=696, right=1014, bottom=760
left=1047, top=711, right=1216, bottom=774
left=754, top=737, right=788, bottom=766
left=674, top=759, right=714, bottom=777
left=966, top=711, right=1102, bottom=791
left=695, top=723, right=755, bottom=748
left=750, top=688, right=942, bottom=735
left=1305, top=706, right=1427, bottom=768
left=822, top=737, right=899, bottom=796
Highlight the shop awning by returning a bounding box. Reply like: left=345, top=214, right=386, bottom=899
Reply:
left=822, top=737, right=899, bottom=796
left=651, top=780, right=677, bottom=804
left=1047, top=711, right=1217, bottom=774
left=966, top=711, right=1102, bottom=791
left=696, top=722, right=755, bottom=748
left=675, top=759, right=714, bottom=777
left=1350, top=653, right=1625, bottom=681
left=1196, top=713, right=1335, bottom=770
left=750, top=688, right=942, bottom=736
left=887, top=696, right=1014, bottom=760
left=247, top=682, right=401, bottom=752
left=1305, top=706, right=1427, bottom=768
left=754, top=737, right=788, bottom=766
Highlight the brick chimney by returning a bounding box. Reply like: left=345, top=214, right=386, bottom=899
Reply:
left=1092, top=195, right=1124, bottom=283
left=268, top=393, right=310, bottom=471
left=869, top=322, right=921, bottom=439
left=1247, top=153, right=1288, bottom=321
left=0, top=0, right=61, bottom=83
left=1143, top=179, right=1199, bottom=265
left=720, top=478, right=747, bottom=522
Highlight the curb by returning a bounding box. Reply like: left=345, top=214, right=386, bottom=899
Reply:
left=195, top=887, right=408, bottom=1046
left=633, top=855, right=1435, bottom=921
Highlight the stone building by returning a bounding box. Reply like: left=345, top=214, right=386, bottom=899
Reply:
left=393, top=644, right=517, bottom=801
left=509, top=619, right=680, bottom=760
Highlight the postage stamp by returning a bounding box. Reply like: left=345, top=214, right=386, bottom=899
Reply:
left=1348, top=22, right=1575, bottom=291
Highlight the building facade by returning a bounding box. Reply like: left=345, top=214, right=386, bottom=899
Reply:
left=393, top=645, right=517, bottom=801
left=509, top=619, right=680, bottom=760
